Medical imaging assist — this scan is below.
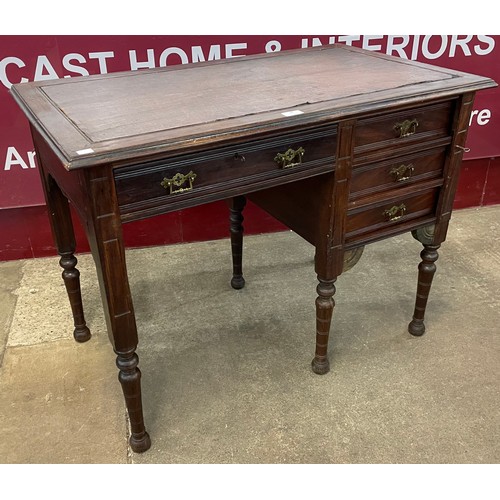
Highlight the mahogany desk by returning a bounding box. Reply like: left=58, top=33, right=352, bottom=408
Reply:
left=11, top=45, right=496, bottom=453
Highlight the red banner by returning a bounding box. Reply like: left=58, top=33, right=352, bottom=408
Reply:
left=1, top=35, right=499, bottom=211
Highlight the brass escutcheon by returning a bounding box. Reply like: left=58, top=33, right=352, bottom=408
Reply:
left=383, top=203, right=407, bottom=222
left=161, top=171, right=197, bottom=195
left=390, top=163, right=414, bottom=182
left=274, top=146, right=305, bottom=169
left=394, top=118, right=419, bottom=138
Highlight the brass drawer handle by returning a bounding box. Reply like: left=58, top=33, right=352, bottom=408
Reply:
left=394, top=119, right=419, bottom=138
left=160, top=171, right=197, bottom=194
left=390, top=163, right=414, bottom=182
left=274, top=147, right=305, bottom=169
left=384, top=203, right=407, bottom=222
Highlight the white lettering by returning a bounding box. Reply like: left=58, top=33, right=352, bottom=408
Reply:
left=4, top=147, right=29, bottom=171
left=225, top=43, right=247, bottom=58
left=159, top=47, right=189, bottom=66
left=191, top=45, right=221, bottom=63
left=362, top=35, right=383, bottom=51
left=129, top=49, right=155, bottom=70
left=421, top=35, right=448, bottom=60
left=411, top=35, right=421, bottom=60
left=301, top=36, right=336, bottom=48
left=449, top=35, right=473, bottom=57
left=391, top=35, right=495, bottom=61
left=88, top=51, right=115, bottom=73
left=475, top=35, right=495, bottom=55
left=311, top=38, right=325, bottom=48
left=27, top=151, right=37, bottom=168
left=265, top=40, right=281, bottom=53
left=0, top=56, right=28, bottom=89
left=62, top=53, right=89, bottom=77
left=337, top=35, right=361, bottom=46
left=470, top=108, right=491, bottom=126
left=34, top=55, right=59, bottom=81
left=386, top=36, right=410, bottom=58
left=477, top=109, right=491, bottom=125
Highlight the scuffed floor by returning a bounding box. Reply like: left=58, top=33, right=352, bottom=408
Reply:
left=1, top=205, right=499, bottom=463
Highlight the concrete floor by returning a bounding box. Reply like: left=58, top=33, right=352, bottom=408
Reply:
left=0, top=205, right=499, bottom=464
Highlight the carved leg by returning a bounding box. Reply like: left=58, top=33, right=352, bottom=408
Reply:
left=229, top=195, right=247, bottom=290
left=42, top=174, right=90, bottom=343
left=86, top=168, right=150, bottom=453
left=312, top=277, right=336, bottom=374
left=116, top=352, right=150, bottom=452
left=408, top=244, right=440, bottom=336
left=59, top=251, right=91, bottom=343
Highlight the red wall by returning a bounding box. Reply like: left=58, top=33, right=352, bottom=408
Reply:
left=1, top=35, right=499, bottom=261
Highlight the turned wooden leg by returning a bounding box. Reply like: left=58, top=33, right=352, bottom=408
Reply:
left=59, top=251, right=91, bottom=343
left=229, top=195, right=246, bottom=290
left=408, top=244, right=440, bottom=336
left=312, top=277, right=336, bottom=374
left=86, top=167, right=150, bottom=453
left=41, top=174, right=90, bottom=343
left=116, top=351, right=150, bottom=453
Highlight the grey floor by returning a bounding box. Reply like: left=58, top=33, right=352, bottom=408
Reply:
left=0, top=205, right=499, bottom=464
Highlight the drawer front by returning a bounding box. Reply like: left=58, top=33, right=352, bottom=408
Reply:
left=354, top=101, right=453, bottom=153
left=350, top=147, right=446, bottom=200
left=346, top=187, right=439, bottom=241
left=115, top=125, right=337, bottom=212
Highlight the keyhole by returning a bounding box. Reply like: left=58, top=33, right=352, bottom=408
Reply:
left=234, top=153, right=246, bottom=162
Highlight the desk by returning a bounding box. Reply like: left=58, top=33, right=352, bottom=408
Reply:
left=11, top=45, right=495, bottom=453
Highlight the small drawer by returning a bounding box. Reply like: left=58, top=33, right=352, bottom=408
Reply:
left=350, top=147, right=446, bottom=200
left=354, top=101, right=453, bottom=153
left=114, top=125, right=337, bottom=212
left=346, top=187, right=439, bottom=241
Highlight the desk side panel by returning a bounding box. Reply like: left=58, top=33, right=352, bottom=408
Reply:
left=30, top=125, right=88, bottom=223
left=433, top=92, right=477, bottom=244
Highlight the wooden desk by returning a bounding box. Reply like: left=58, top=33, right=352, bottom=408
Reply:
left=11, top=45, right=496, bottom=453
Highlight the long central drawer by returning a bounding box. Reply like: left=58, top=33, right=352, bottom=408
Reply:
left=114, top=124, right=338, bottom=220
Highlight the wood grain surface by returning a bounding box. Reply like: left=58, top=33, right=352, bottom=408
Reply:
left=10, top=45, right=496, bottom=170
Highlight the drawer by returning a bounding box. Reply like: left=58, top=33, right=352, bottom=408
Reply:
left=346, top=187, right=439, bottom=241
left=350, top=147, right=446, bottom=200
left=114, top=125, right=337, bottom=213
left=354, top=101, right=453, bottom=153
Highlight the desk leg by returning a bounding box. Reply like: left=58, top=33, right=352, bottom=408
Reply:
left=229, top=195, right=246, bottom=290
left=41, top=173, right=91, bottom=343
left=89, top=235, right=151, bottom=453
left=86, top=170, right=151, bottom=453
left=408, top=244, right=440, bottom=336
left=312, top=277, right=336, bottom=375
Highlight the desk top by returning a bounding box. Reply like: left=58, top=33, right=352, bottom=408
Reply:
left=11, top=45, right=496, bottom=170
